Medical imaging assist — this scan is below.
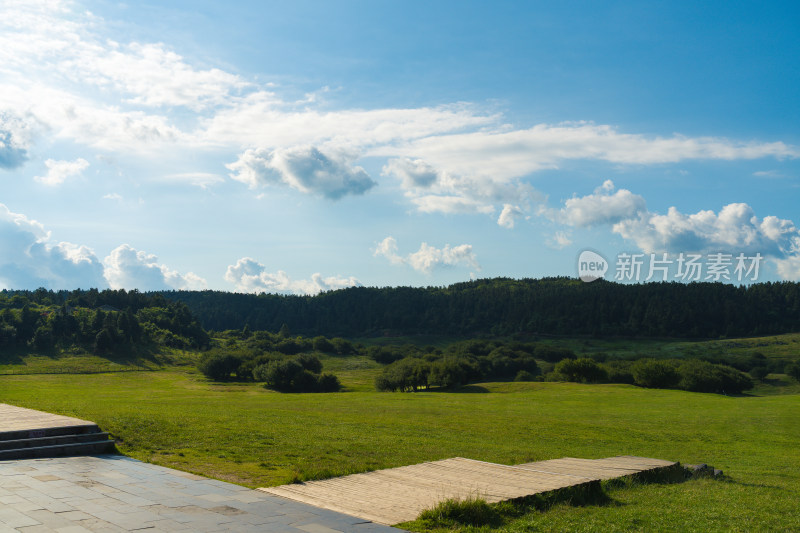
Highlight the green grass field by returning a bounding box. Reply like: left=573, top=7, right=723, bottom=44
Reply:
left=1, top=365, right=799, bottom=531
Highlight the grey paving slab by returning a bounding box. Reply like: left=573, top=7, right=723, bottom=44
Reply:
left=0, top=456, right=403, bottom=532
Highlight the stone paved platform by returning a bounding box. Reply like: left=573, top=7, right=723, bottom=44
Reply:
left=0, top=455, right=402, bottom=532
left=0, top=404, right=96, bottom=435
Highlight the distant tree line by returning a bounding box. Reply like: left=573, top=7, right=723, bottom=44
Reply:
left=157, top=278, right=800, bottom=339
left=0, top=289, right=209, bottom=353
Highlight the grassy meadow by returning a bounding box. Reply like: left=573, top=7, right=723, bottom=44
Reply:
left=1, top=334, right=799, bottom=531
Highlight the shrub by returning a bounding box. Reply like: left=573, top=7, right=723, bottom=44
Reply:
left=678, top=360, right=753, bottom=394
left=784, top=362, right=800, bottom=381
left=311, top=336, right=335, bottom=353
left=533, top=345, right=576, bottom=362
left=375, top=357, right=431, bottom=392
left=198, top=352, right=242, bottom=381
left=749, top=366, right=770, bottom=381
left=275, top=339, right=303, bottom=355
left=331, top=337, right=356, bottom=355
left=603, top=360, right=635, bottom=384
left=514, top=370, right=536, bottom=382
left=632, top=359, right=680, bottom=389
left=296, top=353, right=323, bottom=374
left=253, top=358, right=341, bottom=393
left=417, top=496, right=501, bottom=527
left=293, top=369, right=321, bottom=392
left=367, top=346, right=406, bottom=365
left=258, top=360, right=304, bottom=391
left=429, top=358, right=474, bottom=389
left=317, top=373, right=342, bottom=392
left=553, top=358, right=608, bottom=383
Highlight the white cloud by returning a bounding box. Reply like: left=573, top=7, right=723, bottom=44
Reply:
left=383, top=156, right=543, bottom=220
left=498, top=204, right=523, bottom=228
left=103, top=244, right=207, bottom=290
left=34, top=157, right=89, bottom=186
left=410, top=195, right=496, bottom=215
left=227, top=145, right=376, bottom=199
left=382, top=123, right=800, bottom=183
left=102, top=192, right=123, bottom=201
left=0, top=111, right=36, bottom=170
left=381, top=158, right=440, bottom=188
left=224, top=257, right=360, bottom=295
left=0, top=203, right=106, bottom=289
left=163, top=172, right=224, bottom=188
left=544, top=180, right=647, bottom=227
left=542, top=181, right=800, bottom=280
left=373, top=236, right=403, bottom=265
left=374, top=236, right=480, bottom=274
left=61, top=42, right=250, bottom=111
left=613, top=203, right=800, bottom=257
left=775, top=256, right=800, bottom=281
left=546, top=231, right=573, bottom=250
left=753, top=170, right=786, bottom=179
left=1, top=1, right=797, bottom=214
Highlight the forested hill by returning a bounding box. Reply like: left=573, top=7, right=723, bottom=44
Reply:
left=159, top=278, right=800, bottom=339
left=0, top=289, right=209, bottom=353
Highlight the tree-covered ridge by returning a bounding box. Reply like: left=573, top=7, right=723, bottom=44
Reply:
left=160, top=278, right=800, bottom=339
left=0, top=289, right=209, bottom=354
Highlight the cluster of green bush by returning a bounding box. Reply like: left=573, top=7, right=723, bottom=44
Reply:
left=197, top=350, right=341, bottom=392
left=252, top=354, right=341, bottom=393
left=196, top=329, right=346, bottom=392
left=217, top=327, right=357, bottom=356
left=547, top=357, right=754, bottom=394
left=374, top=345, right=542, bottom=392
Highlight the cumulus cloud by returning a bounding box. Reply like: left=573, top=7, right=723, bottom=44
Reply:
left=613, top=203, right=800, bottom=257
left=0, top=203, right=106, bottom=289
left=546, top=231, right=573, bottom=250
left=0, top=130, right=27, bottom=169
left=0, top=112, right=36, bottom=170
left=383, top=157, right=541, bottom=218
left=543, top=180, right=647, bottom=227
left=224, top=257, right=360, bottom=295
left=227, top=146, right=376, bottom=199
left=775, top=256, right=800, bottom=281
left=498, top=204, right=523, bottom=228
left=382, top=158, right=440, bottom=188
left=34, top=158, right=89, bottom=186
left=103, top=244, right=207, bottom=291
left=374, top=236, right=480, bottom=274
left=544, top=180, right=800, bottom=280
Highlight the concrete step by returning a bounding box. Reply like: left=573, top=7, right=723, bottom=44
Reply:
left=0, top=424, right=104, bottom=442
left=0, top=431, right=112, bottom=451
left=0, top=439, right=116, bottom=460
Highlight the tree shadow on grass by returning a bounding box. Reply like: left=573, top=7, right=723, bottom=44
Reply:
left=427, top=384, right=490, bottom=393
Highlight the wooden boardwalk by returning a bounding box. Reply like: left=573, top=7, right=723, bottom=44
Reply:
left=259, top=455, right=677, bottom=525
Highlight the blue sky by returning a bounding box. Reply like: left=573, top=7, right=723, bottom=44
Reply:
left=1, top=0, right=799, bottom=293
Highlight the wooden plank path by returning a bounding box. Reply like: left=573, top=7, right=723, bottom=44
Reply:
left=259, top=455, right=677, bottom=525
left=516, top=455, right=677, bottom=480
